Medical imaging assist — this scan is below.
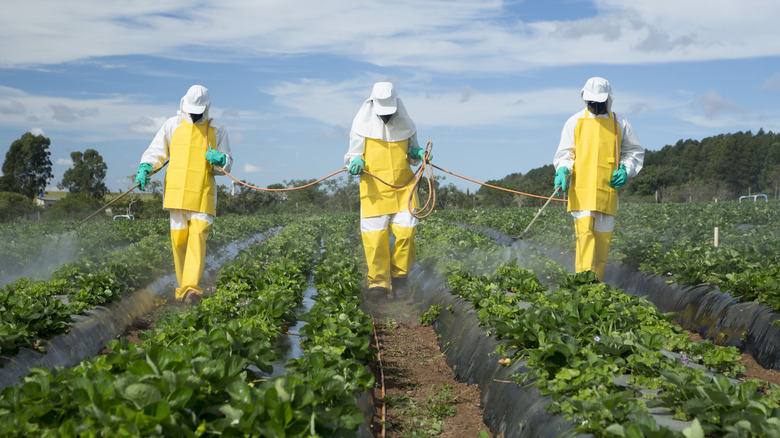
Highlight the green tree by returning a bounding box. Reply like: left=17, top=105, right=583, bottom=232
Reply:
left=321, top=174, right=359, bottom=213
left=283, top=179, right=326, bottom=214
left=477, top=172, right=524, bottom=207
left=216, top=181, right=275, bottom=215
left=517, top=165, right=556, bottom=207
left=58, top=149, right=108, bottom=199
left=0, top=132, right=53, bottom=199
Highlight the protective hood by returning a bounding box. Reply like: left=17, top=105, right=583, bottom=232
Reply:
left=581, top=77, right=613, bottom=114
left=179, top=85, right=210, bottom=121
left=351, top=82, right=416, bottom=141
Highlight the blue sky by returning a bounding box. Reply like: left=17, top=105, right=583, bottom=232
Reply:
left=2, top=0, right=780, bottom=196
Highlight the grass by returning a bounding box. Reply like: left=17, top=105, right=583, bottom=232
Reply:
left=384, top=384, right=458, bottom=436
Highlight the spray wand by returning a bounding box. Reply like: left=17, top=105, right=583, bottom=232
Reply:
left=68, top=163, right=167, bottom=231
left=515, top=174, right=570, bottom=240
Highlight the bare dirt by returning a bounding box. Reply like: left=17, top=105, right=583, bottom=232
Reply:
left=686, top=331, right=780, bottom=386
left=363, top=296, right=492, bottom=437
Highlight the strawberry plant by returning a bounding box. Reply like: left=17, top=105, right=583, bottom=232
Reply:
left=416, top=219, right=780, bottom=437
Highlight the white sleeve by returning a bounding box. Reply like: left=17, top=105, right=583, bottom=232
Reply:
left=618, top=116, right=644, bottom=178
left=212, top=121, right=232, bottom=174
left=140, top=118, right=176, bottom=171
left=553, top=112, right=579, bottom=173
left=345, top=130, right=366, bottom=167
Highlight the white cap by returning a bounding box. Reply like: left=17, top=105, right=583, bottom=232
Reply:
left=181, top=85, right=210, bottom=114
left=580, top=77, right=611, bottom=103
left=371, top=82, right=398, bottom=116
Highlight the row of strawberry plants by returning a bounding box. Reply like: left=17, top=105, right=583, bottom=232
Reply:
left=435, top=201, right=780, bottom=313
left=0, top=219, right=167, bottom=283
left=213, top=213, right=375, bottom=435
left=291, top=216, right=376, bottom=434
left=0, top=218, right=316, bottom=436
left=0, top=215, right=285, bottom=359
left=415, top=218, right=780, bottom=437
left=0, top=214, right=375, bottom=436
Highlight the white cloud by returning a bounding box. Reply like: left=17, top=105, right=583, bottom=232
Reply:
left=243, top=163, right=263, bottom=173
left=0, top=86, right=265, bottom=145
left=266, top=78, right=583, bottom=127
left=763, top=73, right=780, bottom=90
left=688, top=91, right=744, bottom=119
left=230, top=132, right=245, bottom=144
left=221, top=108, right=240, bottom=118
left=2, top=1, right=780, bottom=72
left=56, top=158, right=73, bottom=166
left=50, top=103, right=100, bottom=123
left=129, top=117, right=168, bottom=136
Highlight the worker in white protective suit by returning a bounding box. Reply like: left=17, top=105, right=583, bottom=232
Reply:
left=553, top=77, right=643, bottom=281
left=135, top=85, right=232, bottom=305
left=345, top=82, right=431, bottom=299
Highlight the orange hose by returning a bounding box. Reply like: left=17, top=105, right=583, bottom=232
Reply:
left=213, top=140, right=567, bottom=217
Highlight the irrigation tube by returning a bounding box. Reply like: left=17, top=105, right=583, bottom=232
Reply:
left=0, top=229, right=279, bottom=391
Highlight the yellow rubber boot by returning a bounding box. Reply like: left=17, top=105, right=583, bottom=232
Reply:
left=593, top=230, right=613, bottom=281
left=389, top=223, right=416, bottom=279
left=170, top=227, right=189, bottom=299
left=574, top=216, right=596, bottom=276
left=177, top=218, right=211, bottom=300
left=361, top=228, right=391, bottom=290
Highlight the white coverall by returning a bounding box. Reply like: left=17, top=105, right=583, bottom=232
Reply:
left=553, top=77, right=643, bottom=280
left=139, top=85, right=232, bottom=301
left=345, top=82, right=422, bottom=295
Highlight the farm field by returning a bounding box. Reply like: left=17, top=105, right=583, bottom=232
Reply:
left=438, top=200, right=780, bottom=313
left=0, top=201, right=779, bottom=436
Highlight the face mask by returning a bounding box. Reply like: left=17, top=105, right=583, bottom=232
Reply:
left=190, top=113, right=204, bottom=122
left=586, top=101, right=606, bottom=115
left=379, top=114, right=393, bottom=124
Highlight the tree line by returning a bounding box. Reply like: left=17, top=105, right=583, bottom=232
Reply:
left=1, top=129, right=778, bottom=222
left=476, top=129, right=780, bottom=206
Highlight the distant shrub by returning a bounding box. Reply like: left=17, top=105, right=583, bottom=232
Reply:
left=0, top=191, right=38, bottom=222
left=47, top=192, right=105, bottom=220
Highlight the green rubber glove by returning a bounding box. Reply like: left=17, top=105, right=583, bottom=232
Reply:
left=554, top=166, right=570, bottom=193
left=206, top=147, right=227, bottom=167
left=409, top=147, right=432, bottom=162
left=135, top=163, right=153, bottom=191
left=348, top=157, right=365, bottom=175
left=609, top=164, right=627, bottom=188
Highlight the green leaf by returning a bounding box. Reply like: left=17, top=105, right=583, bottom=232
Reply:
left=219, top=404, right=244, bottom=421
left=226, top=380, right=251, bottom=404
left=124, top=383, right=162, bottom=409
left=144, top=401, right=171, bottom=421
left=554, top=368, right=580, bottom=381
left=604, top=424, right=626, bottom=436
left=683, top=419, right=704, bottom=438
left=167, top=387, right=194, bottom=409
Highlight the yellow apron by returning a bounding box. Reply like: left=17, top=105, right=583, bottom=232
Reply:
left=568, top=111, right=621, bottom=216
left=359, top=138, right=419, bottom=218
left=163, top=120, right=217, bottom=215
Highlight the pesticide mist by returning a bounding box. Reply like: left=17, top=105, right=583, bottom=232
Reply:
left=0, top=231, right=80, bottom=287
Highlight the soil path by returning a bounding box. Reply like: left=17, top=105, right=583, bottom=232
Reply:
left=363, top=296, right=492, bottom=437
left=686, top=331, right=780, bottom=386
